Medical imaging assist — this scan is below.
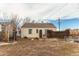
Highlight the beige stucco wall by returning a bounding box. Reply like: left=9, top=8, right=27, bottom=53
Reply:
left=21, top=28, right=56, bottom=38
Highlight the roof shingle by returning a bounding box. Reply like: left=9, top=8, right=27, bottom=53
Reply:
left=22, top=23, right=56, bottom=28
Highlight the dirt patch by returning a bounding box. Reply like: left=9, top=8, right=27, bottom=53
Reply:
left=0, top=38, right=78, bottom=56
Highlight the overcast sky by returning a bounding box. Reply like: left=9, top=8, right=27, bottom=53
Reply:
left=0, top=3, right=79, bottom=20
left=0, top=3, right=79, bottom=30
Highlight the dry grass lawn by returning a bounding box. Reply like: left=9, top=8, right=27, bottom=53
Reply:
left=0, top=38, right=79, bottom=56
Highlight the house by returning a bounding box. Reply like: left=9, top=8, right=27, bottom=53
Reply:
left=21, top=23, right=56, bottom=38
left=0, top=20, right=16, bottom=42
left=66, top=29, right=79, bottom=36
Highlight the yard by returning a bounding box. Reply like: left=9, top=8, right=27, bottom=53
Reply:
left=0, top=38, right=79, bottom=56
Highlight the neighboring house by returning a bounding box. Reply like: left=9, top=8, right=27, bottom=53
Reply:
left=0, top=21, right=16, bottom=42
left=21, top=23, right=56, bottom=38
left=67, top=29, right=79, bottom=36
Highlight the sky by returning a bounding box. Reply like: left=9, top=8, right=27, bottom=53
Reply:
left=1, top=3, right=79, bottom=19
left=49, top=18, right=79, bottom=30
left=0, top=3, right=79, bottom=30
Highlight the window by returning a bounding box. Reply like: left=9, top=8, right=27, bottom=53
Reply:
left=28, top=29, right=32, bottom=34
left=36, top=29, right=38, bottom=33
left=45, top=29, right=47, bottom=34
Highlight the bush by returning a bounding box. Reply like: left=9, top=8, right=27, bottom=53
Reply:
left=23, top=36, right=28, bottom=39
left=34, top=37, right=39, bottom=40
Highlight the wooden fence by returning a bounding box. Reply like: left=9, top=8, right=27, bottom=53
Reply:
left=47, top=30, right=70, bottom=38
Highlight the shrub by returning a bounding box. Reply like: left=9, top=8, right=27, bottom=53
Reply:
left=23, top=36, right=28, bottom=39
left=34, top=37, right=39, bottom=40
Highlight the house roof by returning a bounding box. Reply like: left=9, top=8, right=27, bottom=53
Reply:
left=0, top=20, right=16, bottom=26
left=22, top=23, right=56, bottom=28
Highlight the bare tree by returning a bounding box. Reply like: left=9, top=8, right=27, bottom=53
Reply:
left=10, top=14, right=18, bottom=41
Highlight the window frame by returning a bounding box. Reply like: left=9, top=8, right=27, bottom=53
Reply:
left=36, top=29, right=38, bottom=33
left=28, top=29, right=32, bottom=34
